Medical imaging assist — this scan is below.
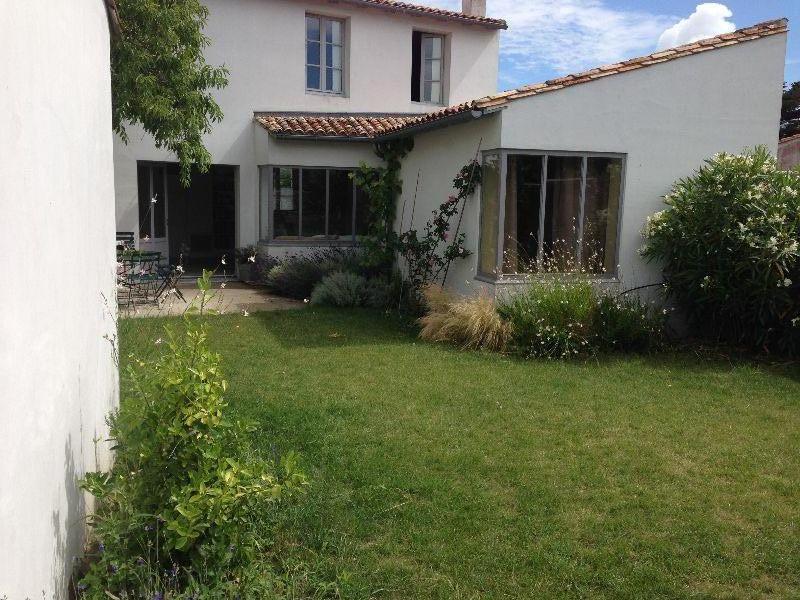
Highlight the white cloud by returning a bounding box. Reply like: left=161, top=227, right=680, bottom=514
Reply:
left=656, top=3, right=735, bottom=51
left=424, top=0, right=677, bottom=82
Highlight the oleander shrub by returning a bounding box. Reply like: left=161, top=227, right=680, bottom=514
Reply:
left=497, top=279, right=597, bottom=359
left=419, top=285, right=512, bottom=352
left=642, top=147, right=800, bottom=353
left=310, top=271, right=369, bottom=307
left=76, top=294, right=307, bottom=598
left=592, top=294, right=665, bottom=353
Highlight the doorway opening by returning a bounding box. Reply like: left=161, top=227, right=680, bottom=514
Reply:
left=137, top=162, right=237, bottom=273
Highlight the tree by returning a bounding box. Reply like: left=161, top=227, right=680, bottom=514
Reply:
left=781, top=81, right=800, bottom=139
left=112, top=0, right=229, bottom=184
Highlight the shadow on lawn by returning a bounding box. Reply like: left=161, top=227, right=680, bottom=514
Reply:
left=251, top=307, right=419, bottom=349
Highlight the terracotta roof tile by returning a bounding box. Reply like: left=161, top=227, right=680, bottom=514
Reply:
left=337, top=0, right=507, bottom=29
left=255, top=112, right=421, bottom=139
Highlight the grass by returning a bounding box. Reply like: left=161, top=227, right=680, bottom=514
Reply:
left=120, top=309, right=800, bottom=599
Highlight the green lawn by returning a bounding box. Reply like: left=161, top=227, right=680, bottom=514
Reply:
left=121, top=309, right=800, bottom=599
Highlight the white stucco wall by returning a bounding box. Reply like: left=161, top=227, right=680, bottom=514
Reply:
left=396, top=116, right=501, bottom=296
left=498, top=34, right=786, bottom=293
left=0, top=2, right=118, bottom=598
left=114, top=0, right=500, bottom=252
left=402, top=34, right=786, bottom=297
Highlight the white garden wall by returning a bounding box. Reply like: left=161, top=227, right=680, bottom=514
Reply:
left=0, top=2, right=118, bottom=597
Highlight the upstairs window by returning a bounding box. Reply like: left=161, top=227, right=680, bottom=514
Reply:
left=411, top=32, right=444, bottom=104
left=306, top=14, right=344, bottom=94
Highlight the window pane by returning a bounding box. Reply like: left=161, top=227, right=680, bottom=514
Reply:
left=302, top=169, right=326, bottom=237
left=327, top=44, right=342, bottom=69
left=152, top=165, right=166, bottom=239
left=273, top=168, right=300, bottom=238
left=259, top=166, right=270, bottom=239
left=428, top=81, right=441, bottom=103
left=326, top=68, right=342, bottom=92
left=307, top=41, right=320, bottom=66
left=431, top=36, right=442, bottom=59
left=583, top=157, right=622, bottom=273
left=306, top=16, right=320, bottom=41
left=479, top=154, right=501, bottom=276
left=307, top=65, right=320, bottom=89
left=423, top=80, right=432, bottom=102
left=423, top=35, right=442, bottom=59
left=503, top=155, right=543, bottom=274
left=328, top=170, right=353, bottom=238
left=137, top=165, right=152, bottom=239
left=326, top=19, right=341, bottom=44
left=543, top=156, right=582, bottom=270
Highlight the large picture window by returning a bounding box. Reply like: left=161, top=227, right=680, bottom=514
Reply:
left=259, top=166, right=370, bottom=242
left=478, top=152, right=624, bottom=277
left=306, top=14, right=344, bottom=94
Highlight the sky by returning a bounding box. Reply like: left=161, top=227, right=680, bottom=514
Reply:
left=426, top=1, right=800, bottom=90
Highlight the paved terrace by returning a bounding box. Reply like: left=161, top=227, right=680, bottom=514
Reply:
left=121, top=282, right=301, bottom=318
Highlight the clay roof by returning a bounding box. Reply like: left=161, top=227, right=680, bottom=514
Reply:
left=255, top=19, right=788, bottom=141
left=333, top=0, right=507, bottom=29
left=779, top=131, right=800, bottom=144
left=380, top=18, right=789, bottom=136
left=255, top=112, right=421, bottom=139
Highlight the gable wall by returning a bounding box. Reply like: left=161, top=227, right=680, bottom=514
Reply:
left=496, top=33, right=786, bottom=292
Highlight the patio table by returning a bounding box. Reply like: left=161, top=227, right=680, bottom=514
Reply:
left=117, top=251, right=163, bottom=306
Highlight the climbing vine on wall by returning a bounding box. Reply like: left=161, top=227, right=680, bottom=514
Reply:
left=399, top=160, right=482, bottom=292
left=353, top=137, right=482, bottom=295
left=351, top=138, right=415, bottom=270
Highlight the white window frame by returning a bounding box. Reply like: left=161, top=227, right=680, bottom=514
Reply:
left=419, top=33, right=444, bottom=105
left=260, top=166, right=363, bottom=243
left=477, top=149, right=627, bottom=280
left=306, top=14, right=345, bottom=95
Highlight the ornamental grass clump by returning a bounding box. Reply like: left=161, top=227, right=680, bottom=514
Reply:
left=642, top=146, right=800, bottom=353
left=419, top=284, right=512, bottom=352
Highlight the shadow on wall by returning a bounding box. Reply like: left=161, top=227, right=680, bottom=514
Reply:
left=48, top=433, right=83, bottom=600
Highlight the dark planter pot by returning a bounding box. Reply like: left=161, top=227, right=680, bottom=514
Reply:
left=237, top=263, right=253, bottom=282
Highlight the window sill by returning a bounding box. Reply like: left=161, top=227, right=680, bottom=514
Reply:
left=411, top=100, right=445, bottom=108
left=475, top=273, right=620, bottom=285
left=261, top=238, right=358, bottom=247
left=306, top=89, right=347, bottom=98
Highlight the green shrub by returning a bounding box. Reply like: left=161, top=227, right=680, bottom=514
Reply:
left=592, top=294, right=665, bottom=353
left=264, top=248, right=370, bottom=300
left=498, top=279, right=596, bottom=358
left=77, top=310, right=306, bottom=598
left=419, top=285, right=512, bottom=352
left=642, top=147, right=800, bottom=353
left=310, top=271, right=369, bottom=307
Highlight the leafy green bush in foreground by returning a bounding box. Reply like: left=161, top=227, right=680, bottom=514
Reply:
left=77, top=287, right=307, bottom=598
left=642, top=146, right=800, bottom=354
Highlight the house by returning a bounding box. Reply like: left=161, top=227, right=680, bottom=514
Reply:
left=0, top=1, right=119, bottom=597
left=779, top=132, right=800, bottom=169
left=113, top=0, right=787, bottom=295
